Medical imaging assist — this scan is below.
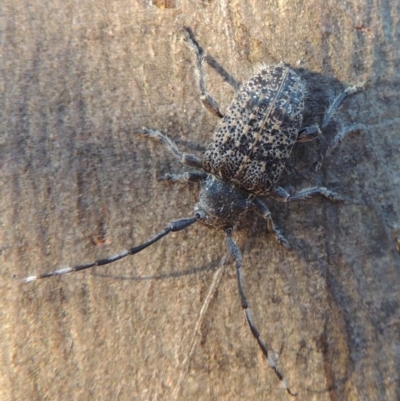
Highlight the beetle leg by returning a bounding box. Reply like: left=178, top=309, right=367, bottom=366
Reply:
left=322, top=84, right=364, bottom=129
left=296, top=125, right=321, bottom=142
left=183, top=28, right=240, bottom=91
left=252, top=197, right=291, bottom=249
left=182, top=27, right=224, bottom=118
left=273, top=186, right=343, bottom=202
left=298, top=83, right=364, bottom=145
left=138, top=128, right=203, bottom=170
left=159, top=171, right=207, bottom=184
left=225, top=230, right=296, bottom=397
left=183, top=27, right=241, bottom=91
left=314, top=123, right=365, bottom=170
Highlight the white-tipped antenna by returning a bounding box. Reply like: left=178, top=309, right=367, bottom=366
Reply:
left=23, top=214, right=201, bottom=283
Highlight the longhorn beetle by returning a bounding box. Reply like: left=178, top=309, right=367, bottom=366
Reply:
left=24, top=27, right=364, bottom=396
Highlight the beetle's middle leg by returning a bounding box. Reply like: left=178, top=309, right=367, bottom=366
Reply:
left=296, top=83, right=364, bottom=168
left=313, top=122, right=365, bottom=170
left=138, top=128, right=203, bottom=170
left=159, top=171, right=207, bottom=184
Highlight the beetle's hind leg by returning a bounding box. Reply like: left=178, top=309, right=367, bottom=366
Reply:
left=182, top=27, right=223, bottom=118
left=182, top=27, right=240, bottom=118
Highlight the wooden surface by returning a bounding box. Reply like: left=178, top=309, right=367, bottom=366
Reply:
left=1, top=1, right=399, bottom=400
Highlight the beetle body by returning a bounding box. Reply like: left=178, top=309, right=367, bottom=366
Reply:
left=24, top=27, right=364, bottom=398
left=196, top=175, right=254, bottom=230
left=203, top=64, right=305, bottom=195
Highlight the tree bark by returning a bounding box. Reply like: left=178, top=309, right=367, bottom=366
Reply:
left=1, top=1, right=399, bottom=400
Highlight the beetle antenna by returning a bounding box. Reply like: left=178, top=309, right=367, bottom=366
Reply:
left=23, top=213, right=203, bottom=283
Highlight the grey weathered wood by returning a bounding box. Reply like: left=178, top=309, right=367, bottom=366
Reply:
left=1, top=1, right=399, bottom=400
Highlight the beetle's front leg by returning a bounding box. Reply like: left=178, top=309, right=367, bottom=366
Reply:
left=159, top=171, right=207, bottom=184
left=252, top=197, right=291, bottom=249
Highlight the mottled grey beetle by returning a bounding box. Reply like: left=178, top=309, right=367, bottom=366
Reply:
left=24, top=27, right=364, bottom=396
